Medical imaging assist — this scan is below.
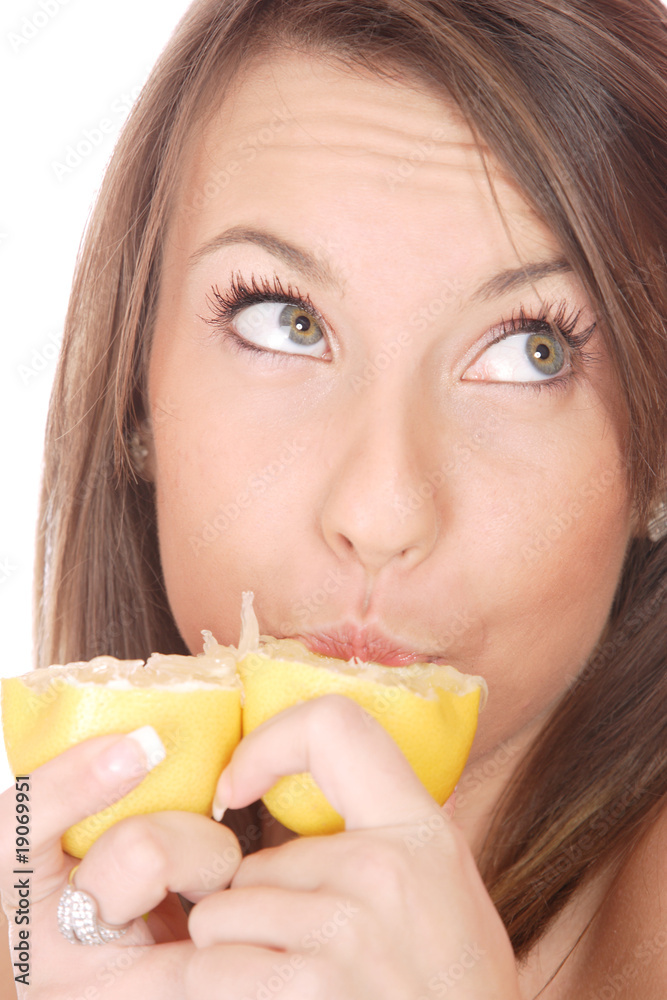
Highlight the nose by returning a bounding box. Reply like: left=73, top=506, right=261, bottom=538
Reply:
left=319, top=382, right=440, bottom=580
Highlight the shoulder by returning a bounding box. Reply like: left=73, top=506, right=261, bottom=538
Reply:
left=581, top=796, right=667, bottom=998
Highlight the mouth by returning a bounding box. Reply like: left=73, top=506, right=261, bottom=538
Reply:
left=294, top=625, right=448, bottom=667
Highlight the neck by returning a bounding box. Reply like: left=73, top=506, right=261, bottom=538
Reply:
left=453, top=712, right=547, bottom=860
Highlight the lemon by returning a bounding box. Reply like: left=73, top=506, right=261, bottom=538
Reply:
left=235, top=592, right=487, bottom=836
left=1, top=592, right=487, bottom=851
left=1, top=642, right=241, bottom=857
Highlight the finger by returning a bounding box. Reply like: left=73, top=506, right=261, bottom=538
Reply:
left=442, top=786, right=457, bottom=820
left=229, top=808, right=455, bottom=894
left=76, top=811, right=243, bottom=926
left=185, top=942, right=322, bottom=1000
left=0, top=728, right=160, bottom=900
left=189, top=885, right=344, bottom=950
left=215, top=694, right=437, bottom=831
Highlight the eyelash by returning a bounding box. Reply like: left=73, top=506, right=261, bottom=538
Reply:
left=204, top=273, right=323, bottom=362
left=487, top=301, right=597, bottom=395
left=203, top=272, right=598, bottom=393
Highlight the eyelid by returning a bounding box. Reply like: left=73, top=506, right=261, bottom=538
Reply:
left=461, top=301, right=596, bottom=378
left=478, top=322, right=572, bottom=377
left=205, top=275, right=596, bottom=389
left=203, top=273, right=335, bottom=358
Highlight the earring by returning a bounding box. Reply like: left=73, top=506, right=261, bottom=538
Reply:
left=128, top=428, right=149, bottom=476
left=647, top=499, right=667, bottom=543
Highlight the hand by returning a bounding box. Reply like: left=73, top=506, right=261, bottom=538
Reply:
left=0, top=732, right=243, bottom=999
left=186, top=694, right=522, bottom=999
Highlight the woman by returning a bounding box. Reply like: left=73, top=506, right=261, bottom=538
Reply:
left=1, top=0, right=666, bottom=996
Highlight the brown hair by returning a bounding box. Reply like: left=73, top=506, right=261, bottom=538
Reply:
left=36, top=0, right=667, bottom=960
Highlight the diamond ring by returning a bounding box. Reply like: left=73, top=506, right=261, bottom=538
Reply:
left=57, top=866, right=133, bottom=946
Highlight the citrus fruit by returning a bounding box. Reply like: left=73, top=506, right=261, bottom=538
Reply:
left=1, top=642, right=241, bottom=857
left=1, top=592, right=487, bottom=851
left=235, top=592, right=487, bottom=835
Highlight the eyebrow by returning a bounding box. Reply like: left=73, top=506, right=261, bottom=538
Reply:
left=189, top=224, right=572, bottom=302
left=471, top=258, right=573, bottom=301
left=188, top=225, right=343, bottom=292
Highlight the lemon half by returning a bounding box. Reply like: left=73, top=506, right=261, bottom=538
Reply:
left=2, top=593, right=487, bottom=852
left=1, top=644, right=241, bottom=857
left=235, top=593, right=487, bottom=835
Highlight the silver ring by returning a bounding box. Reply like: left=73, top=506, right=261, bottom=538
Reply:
left=57, top=869, right=132, bottom=946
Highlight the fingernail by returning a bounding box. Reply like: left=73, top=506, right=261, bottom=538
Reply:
left=94, top=726, right=166, bottom=786
left=127, top=726, right=167, bottom=770
left=212, top=768, right=232, bottom=822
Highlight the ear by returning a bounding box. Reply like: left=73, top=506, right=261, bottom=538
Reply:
left=647, top=499, right=667, bottom=543
left=128, top=418, right=156, bottom=483
left=141, top=417, right=157, bottom=482
left=629, top=494, right=667, bottom=543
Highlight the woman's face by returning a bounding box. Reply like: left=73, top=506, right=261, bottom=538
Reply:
left=148, top=51, right=633, bottom=764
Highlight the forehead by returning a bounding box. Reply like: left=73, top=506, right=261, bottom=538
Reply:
left=167, top=50, right=558, bottom=277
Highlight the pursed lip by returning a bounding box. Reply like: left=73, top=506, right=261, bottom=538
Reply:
left=294, top=625, right=448, bottom=666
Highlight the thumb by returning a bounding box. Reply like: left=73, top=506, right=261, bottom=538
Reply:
left=0, top=728, right=163, bottom=895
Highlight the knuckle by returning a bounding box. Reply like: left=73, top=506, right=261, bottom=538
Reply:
left=195, top=841, right=242, bottom=890
left=104, top=815, right=170, bottom=886
left=288, top=954, right=339, bottom=999
left=343, top=836, right=410, bottom=902
left=310, top=693, right=371, bottom=734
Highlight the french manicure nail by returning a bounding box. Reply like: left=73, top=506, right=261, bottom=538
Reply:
left=127, top=726, right=167, bottom=770
left=94, top=726, right=166, bottom=786
left=212, top=769, right=232, bottom=822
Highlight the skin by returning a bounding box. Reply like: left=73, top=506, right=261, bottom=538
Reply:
left=148, top=50, right=632, bottom=845
left=3, top=50, right=664, bottom=1000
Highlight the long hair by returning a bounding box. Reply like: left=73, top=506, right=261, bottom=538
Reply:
left=35, top=0, right=667, bottom=959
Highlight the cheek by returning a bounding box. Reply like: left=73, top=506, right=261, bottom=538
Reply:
left=456, top=418, right=631, bottom=751
left=150, top=415, right=254, bottom=651
left=499, top=484, right=629, bottom=671
left=147, top=365, right=314, bottom=650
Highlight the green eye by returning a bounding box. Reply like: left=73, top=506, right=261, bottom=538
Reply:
left=278, top=304, right=324, bottom=347
left=463, top=330, right=569, bottom=383
left=526, top=333, right=564, bottom=376
left=233, top=301, right=327, bottom=356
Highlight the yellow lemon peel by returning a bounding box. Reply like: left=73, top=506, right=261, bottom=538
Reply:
left=2, top=591, right=486, bottom=853
left=2, top=647, right=241, bottom=857
left=235, top=592, right=486, bottom=835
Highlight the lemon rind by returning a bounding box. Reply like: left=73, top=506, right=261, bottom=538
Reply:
left=238, top=591, right=487, bottom=708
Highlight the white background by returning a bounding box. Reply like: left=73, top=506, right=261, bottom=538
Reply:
left=0, top=0, right=193, bottom=792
